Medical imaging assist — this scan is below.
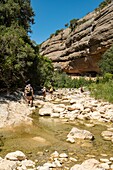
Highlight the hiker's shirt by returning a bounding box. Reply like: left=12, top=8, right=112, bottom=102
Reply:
left=42, top=87, right=46, bottom=97
left=24, top=85, right=33, bottom=97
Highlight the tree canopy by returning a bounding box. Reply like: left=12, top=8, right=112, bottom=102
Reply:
left=0, top=0, right=54, bottom=91
left=99, top=45, right=113, bottom=75
left=0, top=0, right=34, bottom=32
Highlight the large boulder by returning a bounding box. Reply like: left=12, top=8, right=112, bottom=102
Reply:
left=67, top=127, right=94, bottom=143
left=5, top=150, right=26, bottom=161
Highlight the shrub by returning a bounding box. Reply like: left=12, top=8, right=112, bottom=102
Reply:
left=89, top=80, right=113, bottom=103
left=54, top=29, right=63, bottom=36
left=99, top=44, right=113, bottom=75
left=103, top=73, right=113, bottom=82
left=52, top=71, right=93, bottom=88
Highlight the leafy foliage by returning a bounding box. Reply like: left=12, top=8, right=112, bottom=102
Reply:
left=36, top=55, right=54, bottom=88
left=98, top=0, right=111, bottom=9
left=54, top=29, right=64, bottom=36
left=65, top=23, right=69, bottom=28
left=99, top=45, right=113, bottom=75
left=103, top=73, right=113, bottom=82
left=0, top=0, right=34, bottom=32
left=69, top=18, right=79, bottom=31
left=0, top=0, right=54, bottom=91
left=89, top=80, right=113, bottom=103
left=95, top=0, right=112, bottom=11
left=51, top=71, right=93, bottom=88
left=0, top=25, right=38, bottom=89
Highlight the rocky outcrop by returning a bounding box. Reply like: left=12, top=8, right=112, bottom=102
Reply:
left=40, top=3, right=113, bottom=75
left=0, top=92, right=35, bottom=128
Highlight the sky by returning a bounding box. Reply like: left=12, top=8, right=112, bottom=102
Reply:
left=30, top=0, right=104, bottom=44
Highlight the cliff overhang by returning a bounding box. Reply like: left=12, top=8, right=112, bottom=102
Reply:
left=40, top=3, right=113, bottom=75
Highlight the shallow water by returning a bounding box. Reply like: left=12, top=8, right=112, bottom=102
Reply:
left=0, top=112, right=113, bottom=167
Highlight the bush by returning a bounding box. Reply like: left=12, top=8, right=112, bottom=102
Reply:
left=52, top=71, right=93, bottom=88
left=103, top=73, right=113, bottom=82
left=36, top=55, right=54, bottom=88
left=99, top=44, right=113, bottom=75
left=89, top=80, right=113, bottom=103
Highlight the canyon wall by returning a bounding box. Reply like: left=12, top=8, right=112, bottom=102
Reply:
left=40, top=3, right=113, bottom=75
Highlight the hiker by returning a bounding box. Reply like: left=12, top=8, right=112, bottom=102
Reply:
left=80, top=86, right=84, bottom=93
left=49, top=86, right=53, bottom=99
left=24, top=83, right=34, bottom=107
left=42, top=86, right=46, bottom=100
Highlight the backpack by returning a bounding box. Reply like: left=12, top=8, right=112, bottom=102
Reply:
left=25, top=84, right=32, bottom=96
left=50, top=87, right=53, bottom=92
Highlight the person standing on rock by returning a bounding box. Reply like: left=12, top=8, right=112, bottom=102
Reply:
left=42, top=86, right=46, bottom=101
left=49, top=86, right=54, bottom=99
left=80, top=86, right=84, bottom=93
left=24, top=80, right=34, bottom=107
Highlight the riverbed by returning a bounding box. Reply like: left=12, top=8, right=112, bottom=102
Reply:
left=0, top=112, right=113, bottom=168
left=0, top=88, right=113, bottom=169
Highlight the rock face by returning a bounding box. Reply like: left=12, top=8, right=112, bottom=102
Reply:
left=40, top=3, right=113, bottom=75
left=0, top=92, right=35, bottom=128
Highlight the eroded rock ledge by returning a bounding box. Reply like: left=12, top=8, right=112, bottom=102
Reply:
left=40, top=2, right=113, bottom=75
left=0, top=92, right=34, bottom=128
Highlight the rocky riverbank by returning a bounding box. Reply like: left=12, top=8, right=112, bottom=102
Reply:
left=0, top=150, right=113, bottom=170
left=0, top=88, right=113, bottom=169
left=0, top=91, right=35, bottom=128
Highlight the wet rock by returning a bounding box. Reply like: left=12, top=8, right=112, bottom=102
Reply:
left=70, top=158, right=106, bottom=170
left=67, top=127, right=94, bottom=143
left=101, top=131, right=113, bottom=141
left=39, top=107, right=53, bottom=116
left=20, top=159, right=35, bottom=169
left=99, top=158, right=110, bottom=163
left=111, top=164, right=113, bottom=169
left=5, top=150, right=26, bottom=161
left=50, top=151, right=59, bottom=159
left=110, top=157, right=113, bottom=161
left=100, top=163, right=110, bottom=169
left=53, top=104, right=65, bottom=113
left=51, top=112, right=60, bottom=118
left=59, top=153, right=68, bottom=158
left=0, top=159, right=17, bottom=170
left=37, top=166, right=50, bottom=170
left=69, top=157, right=78, bottom=162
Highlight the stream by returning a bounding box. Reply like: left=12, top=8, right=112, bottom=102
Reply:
left=0, top=111, right=113, bottom=168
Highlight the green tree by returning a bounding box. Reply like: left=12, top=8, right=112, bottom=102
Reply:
left=69, top=18, right=78, bottom=31
left=0, top=0, right=54, bottom=91
left=0, top=0, right=37, bottom=90
left=0, top=25, right=38, bottom=89
left=65, top=23, right=69, bottom=28
left=99, top=45, right=113, bottom=75
left=36, top=55, right=54, bottom=87
left=99, top=0, right=111, bottom=9
left=0, top=0, right=34, bottom=32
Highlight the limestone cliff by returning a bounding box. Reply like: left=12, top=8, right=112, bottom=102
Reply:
left=40, top=3, right=113, bottom=75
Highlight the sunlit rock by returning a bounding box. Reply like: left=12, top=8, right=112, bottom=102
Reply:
left=5, top=151, right=26, bottom=161
left=67, top=127, right=94, bottom=143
